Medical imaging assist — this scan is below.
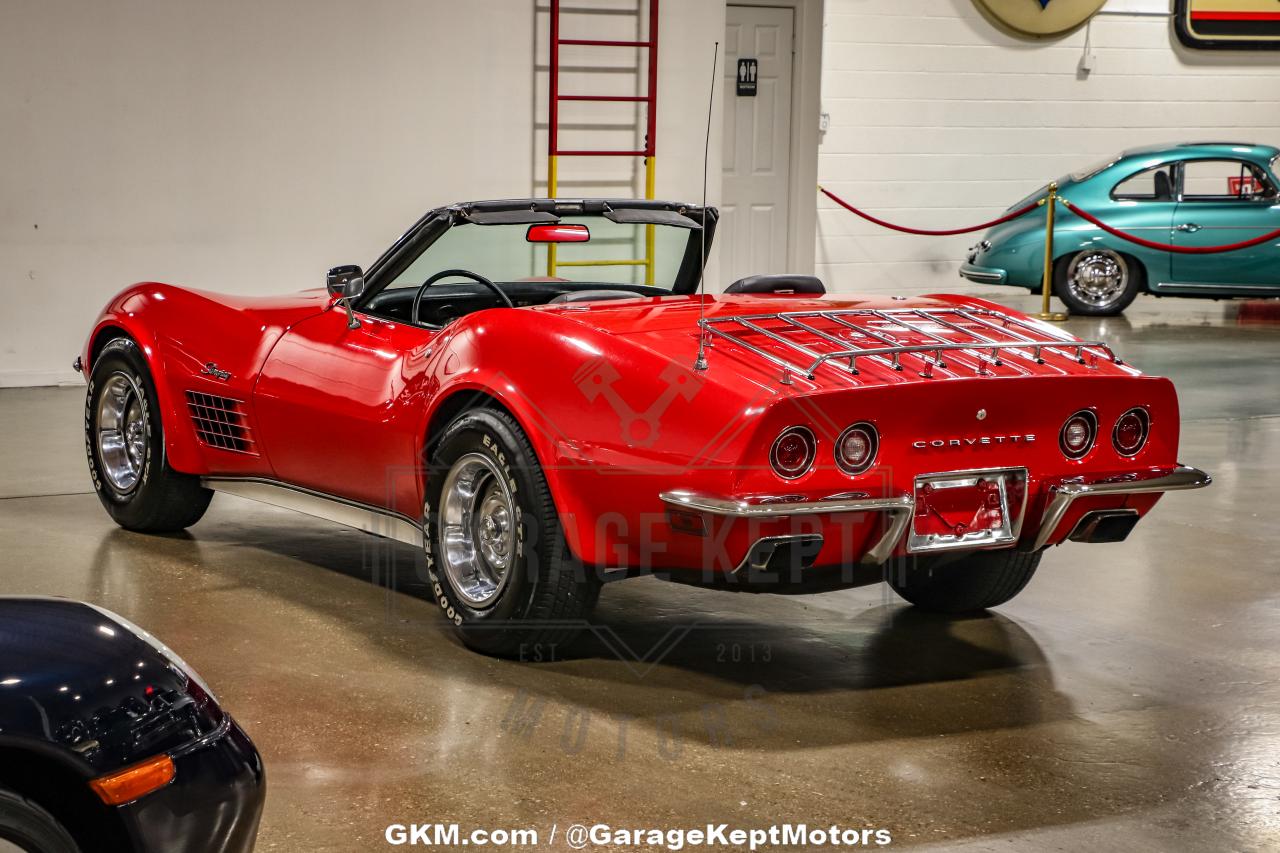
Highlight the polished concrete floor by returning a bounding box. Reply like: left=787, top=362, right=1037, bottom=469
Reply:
left=1, top=293, right=1278, bottom=851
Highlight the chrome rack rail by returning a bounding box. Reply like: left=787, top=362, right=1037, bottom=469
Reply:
left=698, top=308, right=1122, bottom=383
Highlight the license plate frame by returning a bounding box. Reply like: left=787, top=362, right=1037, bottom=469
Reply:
left=907, top=467, right=1028, bottom=554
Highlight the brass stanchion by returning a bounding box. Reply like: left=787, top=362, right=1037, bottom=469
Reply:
left=1037, top=182, right=1068, bottom=322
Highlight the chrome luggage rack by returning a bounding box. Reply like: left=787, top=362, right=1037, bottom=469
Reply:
left=698, top=307, right=1122, bottom=383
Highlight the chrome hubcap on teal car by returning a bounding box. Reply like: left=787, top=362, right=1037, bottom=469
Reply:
left=1066, top=250, right=1129, bottom=308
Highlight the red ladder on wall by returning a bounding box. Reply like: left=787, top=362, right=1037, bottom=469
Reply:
left=547, top=0, right=660, bottom=282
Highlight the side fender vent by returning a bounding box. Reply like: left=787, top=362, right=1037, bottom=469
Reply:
left=185, top=391, right=256, bottom=454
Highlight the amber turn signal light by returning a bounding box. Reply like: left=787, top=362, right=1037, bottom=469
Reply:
left=89, top=754, right=175, bottom=806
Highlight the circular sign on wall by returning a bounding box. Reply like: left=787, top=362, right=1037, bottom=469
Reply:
left=974, top=0, right=1108, bottom=37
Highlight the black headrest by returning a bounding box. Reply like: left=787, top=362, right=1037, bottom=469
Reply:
left=1153, top=170, right=1172, bottom=201
left=725, top=274, right=826, bottom=295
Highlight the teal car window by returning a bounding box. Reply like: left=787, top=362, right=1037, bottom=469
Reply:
left=1111, top=164, right=1177, bottom=202
left=1181, top=160, right=1276, bottom=202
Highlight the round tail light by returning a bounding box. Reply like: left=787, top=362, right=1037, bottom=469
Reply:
left=1059, top=410, right=1097, bottom=459
left=771, top=426, right=816, bottom=479
left=1113, top=408, right=1149, bottom=456
left=836, top=423, right=878, bottom=475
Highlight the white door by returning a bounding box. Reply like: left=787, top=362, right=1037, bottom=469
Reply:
left=721, top=5, right=794, bottom=288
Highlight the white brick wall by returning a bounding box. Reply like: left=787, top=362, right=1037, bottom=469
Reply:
left=0, top=0, right=727, bottom=386
left=816, top=0, right=1280, bottom=296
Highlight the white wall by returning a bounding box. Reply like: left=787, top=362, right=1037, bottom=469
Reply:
left=816, top=0, right=1280, bottom=296
left=0, top=0, right=726, bottom=386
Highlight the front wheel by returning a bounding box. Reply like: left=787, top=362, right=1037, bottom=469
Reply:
left=0, top=787, right=81, bottom=853
left=1053, top=249, right=1141, bottom=316
left=887, top=550, right=1041, bottom=613
left=424, top=408, right=600, bottom=657
left=85, top=337, right=212, bottom=532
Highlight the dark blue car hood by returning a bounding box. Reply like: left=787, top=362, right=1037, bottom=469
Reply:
left=0, top=597, right=223, bottom=775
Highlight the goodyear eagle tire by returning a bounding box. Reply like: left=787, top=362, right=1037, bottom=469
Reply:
left=0, top=786, right=81, bottom=853
left=424, top=408, right=600, bottom=657
left=85, top=337, right=212, bottom=532
left=887, top=550, right=1041, bottom=613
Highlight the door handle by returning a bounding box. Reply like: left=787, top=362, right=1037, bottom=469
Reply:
left=1176, top=223, right=1201, bottom=233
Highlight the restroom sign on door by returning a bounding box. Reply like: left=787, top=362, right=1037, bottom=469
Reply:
left=736, top=58, right=758, bottom=96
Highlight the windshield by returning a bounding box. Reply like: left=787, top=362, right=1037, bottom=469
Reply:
left=386, top=216, right=698, bottom=292
left=1006, top=155, right=1122, bottom=212
left=1067, top=156, right=1118, bottom=183
left=1008, top=184, right=1048, bottom=213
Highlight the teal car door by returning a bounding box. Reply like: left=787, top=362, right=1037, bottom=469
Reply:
left=1105, top=161, right=1178, bottom=285
left=1170, top=158, right=1280, bottom=290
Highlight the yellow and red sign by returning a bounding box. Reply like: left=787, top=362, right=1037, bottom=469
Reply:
left=1228, top=176, right=1263, bottom=196
left=1176, top=1, right=1280, bottom=49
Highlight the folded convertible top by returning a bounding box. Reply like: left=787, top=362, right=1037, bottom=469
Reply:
left=604, top=207, right=703, bottom=229
left=462, top=209, right=560, bottom=225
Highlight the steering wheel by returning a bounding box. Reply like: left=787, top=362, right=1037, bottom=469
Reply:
left=412, top=268, right=513, bottom=326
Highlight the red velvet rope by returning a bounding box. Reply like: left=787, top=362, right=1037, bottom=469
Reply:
left=1057, top=198, right=1280, bottom=255
left=819, top=186, right=1041, bottom=236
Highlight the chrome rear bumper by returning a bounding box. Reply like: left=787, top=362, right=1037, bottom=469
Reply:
left=659, top=491, right=915, bottom=566
left=659, top=464, right=1211, bottom=567
left=1030, top=464, right=1211, bottom=550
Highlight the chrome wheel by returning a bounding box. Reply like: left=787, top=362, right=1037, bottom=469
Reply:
left=96, top=372, right=148, bottom=492
left=439, top=452, right=516, bottom=609
left=1066, top=250, right=1129, bottom=308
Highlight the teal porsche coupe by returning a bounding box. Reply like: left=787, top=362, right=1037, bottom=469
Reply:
left=961, top=142, right=1280, bottom=315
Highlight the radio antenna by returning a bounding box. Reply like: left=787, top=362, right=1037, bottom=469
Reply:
left=693, top=40, right=719, bottom=372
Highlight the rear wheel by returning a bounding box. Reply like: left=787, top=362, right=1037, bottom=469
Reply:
left=424, top=408, right=600, bottom=657
left=887, top=550, right=1041, bottom=613
left=0, top=787, right=80, bottom=853
left=85, top=337, right=212, bottom=532
left=1054, top=249, right=1141, bottom=316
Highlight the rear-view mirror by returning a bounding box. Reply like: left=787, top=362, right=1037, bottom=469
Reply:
left=526, top=223, right=590, bottom=243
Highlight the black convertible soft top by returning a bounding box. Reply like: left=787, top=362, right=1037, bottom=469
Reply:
left=457, top=198, right=706, bottom=229
left=360, top=198, right=718, bottom=299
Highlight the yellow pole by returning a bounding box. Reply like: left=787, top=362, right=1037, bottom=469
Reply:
left=547, top=154, right=559, bottom=278
left=1036, top=181, right=1068, bottom=322
left=644, top=156, right=656, bottom=285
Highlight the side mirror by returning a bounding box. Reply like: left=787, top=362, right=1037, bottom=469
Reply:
left=326, top=265, right=365, bottom=298
left=326, top=265, right=365, bottom=329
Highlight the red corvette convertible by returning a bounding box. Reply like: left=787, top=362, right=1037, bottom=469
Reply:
left=78, top=198, right=1209, bottom=655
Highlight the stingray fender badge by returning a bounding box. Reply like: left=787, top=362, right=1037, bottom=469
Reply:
left=200, top=362, right=232, bottom=381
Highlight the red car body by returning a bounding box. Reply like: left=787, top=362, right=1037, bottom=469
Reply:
left=78, top=198, right=1209, bottom=641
